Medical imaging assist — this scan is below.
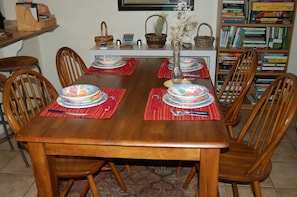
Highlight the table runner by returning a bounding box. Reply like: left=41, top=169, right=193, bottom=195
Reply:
left=85, top=58, right=138, bottom=75
left=157, top=59, right=210, bottom=79
left=40, top=88, right=126, bottom=119
left=144, top=88, right=221, bottom=120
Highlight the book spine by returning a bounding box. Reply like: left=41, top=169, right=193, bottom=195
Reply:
left=252, top=2, right=294, bottom=11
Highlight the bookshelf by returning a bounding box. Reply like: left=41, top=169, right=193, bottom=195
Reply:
left=216, top=0, right=296, bottom=109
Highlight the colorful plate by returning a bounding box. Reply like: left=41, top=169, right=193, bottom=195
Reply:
left=93, top=60, right=126, bottom=69
left=57, top=92, right=108, bottom=108
left=162, top=93, right=214, bottom=109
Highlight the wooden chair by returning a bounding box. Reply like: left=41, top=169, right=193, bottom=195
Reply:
left=183, top=73, right=297, bottom=197
left=56, top=46, right=131, bottom=173
left=2, top=69, right=127, bottom=196
left=56, top=46, right=87, bottom=87
left=217, top=48, right=258, bottom=138
left=176, top=49, right=258, bottom=174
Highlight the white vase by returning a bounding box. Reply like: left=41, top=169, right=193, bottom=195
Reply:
left=171, top=44, right=183, bottom=84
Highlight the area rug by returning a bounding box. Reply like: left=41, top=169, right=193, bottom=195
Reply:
left=67, top=160, right=198, bottom=197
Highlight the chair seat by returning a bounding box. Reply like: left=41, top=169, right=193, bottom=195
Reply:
left=56, top=157, right=105, bottom=178
left=219, top=140, right=272, bottom=183
left=0, top=56, right=39, bottom=72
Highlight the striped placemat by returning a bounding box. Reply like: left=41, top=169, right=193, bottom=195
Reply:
left=40, top=88, right=126, bottom=119
left=157, top=59, right=210, bottom=79
left=144, top=88, right=221, bottom=120
left=85, top=58, right=138, bottom=75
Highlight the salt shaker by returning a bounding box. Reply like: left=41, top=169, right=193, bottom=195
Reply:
left=116, top=39, right=121, bottom=47
left=137, top=39, right=142, bottom=47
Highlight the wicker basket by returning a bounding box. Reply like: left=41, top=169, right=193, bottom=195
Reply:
left=194, top=23, right=215, bottom=48
left=94, top=21, right=114, bottom=46
left=145, top=14, right=168, bottom=48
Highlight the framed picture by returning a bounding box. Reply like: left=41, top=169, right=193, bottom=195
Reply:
left=118, top=0, right=194, bottom=11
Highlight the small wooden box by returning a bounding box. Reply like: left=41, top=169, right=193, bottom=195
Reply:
left=15, top=5, right=57, bottom=31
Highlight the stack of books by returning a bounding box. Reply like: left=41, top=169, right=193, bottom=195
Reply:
left=253, top=76, right=277, bottom=99
left=242, top=27, right=266, bottom=48
left=218, top=52, right=242, bottom=71
left=222, top=0, right=246, bottom=24
left=259, top=53, right=288, bottom=72
left=250, top=0, right=294, bottom=24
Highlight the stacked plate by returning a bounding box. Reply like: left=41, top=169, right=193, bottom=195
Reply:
left=168, top=57, right=203, bottom=72
left=57, top=84, right=108, bottom=108
left=93, top=55, right=125, bottom=69
left=162, top=84, right=214, bottom=109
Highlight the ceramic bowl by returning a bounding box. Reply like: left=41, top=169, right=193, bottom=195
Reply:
left=167, top=84, right=209, bottom=103
left=96, top=55, right=123, bottom=65
left=169, top=57, right=197, bottom=68
left=59, top=84, right=101, bottom=104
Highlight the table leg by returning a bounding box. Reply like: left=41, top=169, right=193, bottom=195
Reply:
left=199, top=148, right=220, bottom=197
left=27, top=142, right=59, bottom=197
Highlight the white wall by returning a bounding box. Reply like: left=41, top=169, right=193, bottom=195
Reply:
left=2, top=0, right=297, bottom=90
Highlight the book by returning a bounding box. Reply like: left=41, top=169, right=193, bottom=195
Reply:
left=252, top=2, right=295, bottom=11
left=261, top=66, right=285, bottom=71
left=223, top=0, right=245, bottom=4
left=232, top=27, right=244, bottom=48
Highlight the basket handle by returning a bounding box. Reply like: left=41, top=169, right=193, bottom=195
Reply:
left=196, top=23, right=213, bottom=37
left=100, top=21, right=108, bottom=37
left=145, top=14, right=168, bottom=35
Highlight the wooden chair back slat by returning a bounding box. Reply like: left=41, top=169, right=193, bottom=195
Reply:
left=3, top=69, right=58, bottom=134
left=56, top=47, right=87, bottom=87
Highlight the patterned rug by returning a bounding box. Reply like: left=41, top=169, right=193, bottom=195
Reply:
left=67, top=160, right=198, bottom=197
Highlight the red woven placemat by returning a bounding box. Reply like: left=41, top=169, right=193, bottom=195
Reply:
left=40, top=88, right=126, bottom=119
left=85, top=58, right=138, bottom=75
left=157, top=59, right=210, bottom=79
left=144, top=88, right=221, bottom=120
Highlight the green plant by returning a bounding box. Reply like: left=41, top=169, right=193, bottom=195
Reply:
left=154, top=14, right=167, bottom=36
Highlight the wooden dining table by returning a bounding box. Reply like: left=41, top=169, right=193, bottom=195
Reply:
left=16, top=58, right=229, bottom=197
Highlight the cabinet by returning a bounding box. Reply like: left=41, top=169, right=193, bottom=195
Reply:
left=216, top=0, right=296, bottom=108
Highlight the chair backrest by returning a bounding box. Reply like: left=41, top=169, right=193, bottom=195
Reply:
left=2, top=69, right=58, bottom=134
left=237, top=73, right=297, bottom=175
left=55, top=47, right=87, bottom=87
left=217, top=48, right=258, bottom=123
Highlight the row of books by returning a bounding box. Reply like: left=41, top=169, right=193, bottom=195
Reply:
left=260, top=53, right=288, bottom=72
left=218, top=52, right=288, bottom=73
left=220, top=26, right=288, bottom=49
left=243, top=75, right=278, bottom=105
left=222, top=0, right=295, bottom=24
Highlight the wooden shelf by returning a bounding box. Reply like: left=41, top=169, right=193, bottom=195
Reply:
left=0, top=23, right=58, bottom=48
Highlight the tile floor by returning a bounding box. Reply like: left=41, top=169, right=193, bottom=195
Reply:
left=0, top=110, right=297, bottom=197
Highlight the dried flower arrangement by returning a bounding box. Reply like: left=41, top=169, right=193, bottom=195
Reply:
left=171, top=1, right=198, bottom=46
left=154, top=14, right=167, bottom=36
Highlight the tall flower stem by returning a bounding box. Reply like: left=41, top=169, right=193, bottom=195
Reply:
left=171, top=43, right=183, bottom=84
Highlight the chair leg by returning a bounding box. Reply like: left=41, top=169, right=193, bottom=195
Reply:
left=0, top=103, right=14, bottom=151
left=80, top=181, right=90, bottom=197
left=87, top=175, right=100, bottom=197
left=108, top=162, right=127, bottom=191
left=183, top=163, right=199, bottom=189
left=231, top=182, right=239, bottom=197
left=124, top=160, right=130, bottom=172
left=17, top=142, right=30, bottom=168
left=252, top=181, right=262, bottom=197
left=176, top=161, right=183, bottom=174
left=60, top=179, right=75, bottom=197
